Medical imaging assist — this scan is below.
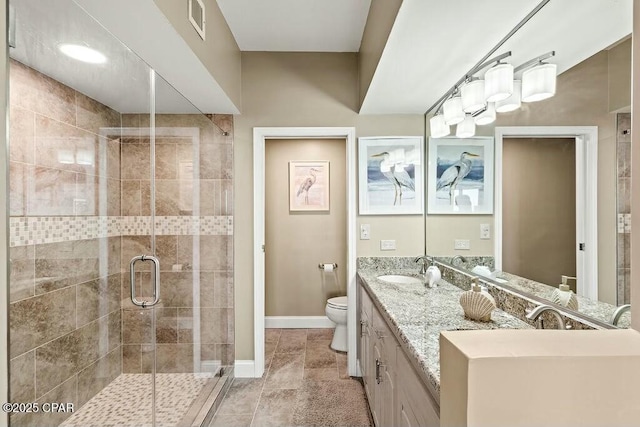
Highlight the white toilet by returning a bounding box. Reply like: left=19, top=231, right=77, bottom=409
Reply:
left=325, top=296, right=348, bottom=352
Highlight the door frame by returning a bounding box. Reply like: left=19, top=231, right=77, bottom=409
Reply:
left=252, top=127, right=357, bottom=378
left=494, top=126, right=598, bottom=300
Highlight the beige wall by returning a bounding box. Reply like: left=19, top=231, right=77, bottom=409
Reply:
left=427, top=49, right=619, bottom=303
left=234, top=52, right=424, bottom=359
left=502, top=138, right=576, bottom=287
left=358, top=0, right=403, bottom=107
left=609, top=38, right=632, bottom=112
left=265, top=139, right=347, bottom=316
left=154, top=0, right=242, bottom=110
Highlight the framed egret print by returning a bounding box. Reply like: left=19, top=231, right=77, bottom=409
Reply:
left=427, top=137, right=494, bottom=214
left=289, top=161, right=330, bottom=211
left=358, top=136, right=423, bottom=215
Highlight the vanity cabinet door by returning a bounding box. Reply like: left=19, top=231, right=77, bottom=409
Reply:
left=359, top=286, right=374, bottom=404
left=396, top=348, right=440, bottom=427
left=373, top=308, right=397, bottom=427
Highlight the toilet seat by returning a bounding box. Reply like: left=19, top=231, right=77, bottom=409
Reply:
left=327, top=296, right=348, bottom=310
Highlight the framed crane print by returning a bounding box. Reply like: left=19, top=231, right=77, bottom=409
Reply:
left=358, top=136, right=423, bottom=215
left=427, top=137, right=494, bottom=214
left=289, top=161, right=330, bottom=211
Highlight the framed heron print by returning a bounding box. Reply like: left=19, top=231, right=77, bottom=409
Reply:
left=358, top=136, right=423, bottom=215
left=289, top=161, right=330, bottom=211
left=427, top=137, right=494, bottom=214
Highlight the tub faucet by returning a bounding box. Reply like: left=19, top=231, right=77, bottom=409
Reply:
left=414, top=255, right=431, bottom=274
left=610, top=304, right=631, bottom=326
left=526, top=305, right=568, bottom=330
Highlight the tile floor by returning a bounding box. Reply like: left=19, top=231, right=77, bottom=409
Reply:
left=209, top=328, right=372, bottom=427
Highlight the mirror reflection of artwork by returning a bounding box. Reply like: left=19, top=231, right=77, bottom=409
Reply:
left=358, top=137, right=424, bottom=215
left=428, top=138, right=494, bottom=214
left=289, top=161, right=330, bottom=211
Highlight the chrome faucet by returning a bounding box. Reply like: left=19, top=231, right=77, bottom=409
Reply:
left=451, top=255, right=468, bottom=267
left=414, top=255, right=431, bottom=274
left=610, top=304, right=631, bottom=326
left=526, top=305, right=568, bottom=330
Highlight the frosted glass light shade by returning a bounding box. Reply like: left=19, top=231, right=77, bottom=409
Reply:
left=430, top=114, right=450, bottom=138
left=522, top=63, right=557, bottom=102
left=461, top=79, right=486, bottom=113
left=443, top=96, right=465, bottom=125
left=474, top=103, right=496, bottom=125
left=495, top=80, right=522, bottom=113
left=484, top=63, right=514, bottom=102
left=456, top=115, right=475, bottom=138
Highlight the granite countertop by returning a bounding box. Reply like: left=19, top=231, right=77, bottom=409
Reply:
left=357, top=267, right=533, bottom=404
left=499, top=272, right=631, bottom=329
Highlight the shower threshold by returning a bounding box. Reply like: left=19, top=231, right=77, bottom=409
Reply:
left=60, top=371, right=231, bottom=427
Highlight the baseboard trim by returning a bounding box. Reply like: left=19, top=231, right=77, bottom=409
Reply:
left=265, top=316, right=335, bottom=329
left=234, top=360, right=257, bottom=378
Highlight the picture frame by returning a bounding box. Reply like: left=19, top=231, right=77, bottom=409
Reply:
left=427, top=137, right=494, bottom=214
left=289, top=161, right=330, bottom=211
left=358, top=136, right=423, bottom=215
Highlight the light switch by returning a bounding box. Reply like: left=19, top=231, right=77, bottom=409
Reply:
left=360, top=224, right=371, bottom=240
left=480, top=224, right=490, bottom=239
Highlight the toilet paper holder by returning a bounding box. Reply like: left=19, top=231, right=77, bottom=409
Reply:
left=318, top=263, right=338, bottom=270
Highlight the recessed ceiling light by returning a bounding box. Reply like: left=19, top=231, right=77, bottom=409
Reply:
left=58, top=43, right=107, bottom=64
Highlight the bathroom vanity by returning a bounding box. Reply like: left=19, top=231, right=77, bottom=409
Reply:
left=356, top=259, right=532, bottom=426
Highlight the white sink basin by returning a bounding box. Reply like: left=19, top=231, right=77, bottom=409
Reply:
left=377, top=274, right=422, bottom=285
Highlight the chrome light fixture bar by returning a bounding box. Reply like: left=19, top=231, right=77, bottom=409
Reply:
left=424, top=0, right=552, bottom=139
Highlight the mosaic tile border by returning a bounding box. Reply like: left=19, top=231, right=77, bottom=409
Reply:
left=10, top=216, right=233, bottom=247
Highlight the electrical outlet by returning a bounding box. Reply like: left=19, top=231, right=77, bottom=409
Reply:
left=360, top=224, right=371, bottom=240
left=480, top=224, right=490, bottom=239
left=380, top=240, right=396, bottom=251
left=454, top=239, right=471, bottom=250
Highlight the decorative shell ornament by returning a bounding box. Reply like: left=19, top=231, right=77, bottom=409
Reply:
left=551, top=281, right=579, bottom=311
left=460, top=282, right=497, bottom=322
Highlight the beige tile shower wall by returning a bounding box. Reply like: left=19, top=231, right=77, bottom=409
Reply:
left=120, top=113, right=234, bottom=374
left=8, top=59, right=122, bottom=427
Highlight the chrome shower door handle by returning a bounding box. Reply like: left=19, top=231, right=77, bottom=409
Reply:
left=130, top=255, right=161, bottom=308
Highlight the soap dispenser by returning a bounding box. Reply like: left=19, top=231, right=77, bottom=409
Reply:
left=459, top=278, right=497, bottom=322
left=551, top=276, right=579, bottom=310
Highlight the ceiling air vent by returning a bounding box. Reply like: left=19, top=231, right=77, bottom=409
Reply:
left=189, top=0, right=206, bottom=40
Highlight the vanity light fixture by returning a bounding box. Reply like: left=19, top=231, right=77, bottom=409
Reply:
left=456, top=115, right=476, bottom=138
left=521, top=62, right=557, bottom=102
left=495, top=80, right=522, bottom=112
left=424, top=0, right=555, bottom=139
left=429, top=114, right=450, bottom=138
left=443, top=95, right=465, bottom=125
left=461, top=78, right=486, bottom=113
left=474, top=103, right=496, bottom=125
left=484, top=62, right=514, bottom=102
left=58, top=43, right=107, bottom=64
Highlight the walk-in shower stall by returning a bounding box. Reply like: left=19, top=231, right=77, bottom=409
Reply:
left=7, top=1, right=234, bottom=425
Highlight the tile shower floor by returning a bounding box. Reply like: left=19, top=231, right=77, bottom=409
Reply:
left=61, top=373, right=217, bottom=427
left=209, top=328, right=372, bottom=427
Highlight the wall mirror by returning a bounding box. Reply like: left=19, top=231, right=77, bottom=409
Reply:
left=425, top=4, right=632, bottom=328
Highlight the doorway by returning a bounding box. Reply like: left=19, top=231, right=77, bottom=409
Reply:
left=264, top=139, right=347, bottom=324
left=495, top=126, right=598, bottom=300
left=252, top=127, right=357, bottom=379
